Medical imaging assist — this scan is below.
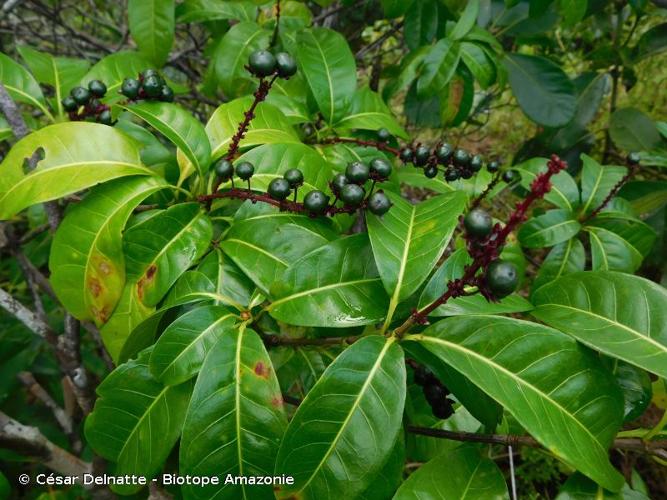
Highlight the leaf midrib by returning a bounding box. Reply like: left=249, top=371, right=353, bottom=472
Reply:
left=268, top=277, right=380, bottom=310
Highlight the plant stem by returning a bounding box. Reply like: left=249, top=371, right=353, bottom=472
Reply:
left=319, top=136, right=401, bottom=156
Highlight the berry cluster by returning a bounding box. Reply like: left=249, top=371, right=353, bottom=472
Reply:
left=413, top=363, right=455, bottom=420
left=247, top=50, right=297, bottom=79
left=329, top=159, right=393, bottom=215
left=463, top=208, right=519, bottom=299
left=120, top=70, right=174, bottom=102
left=399, top=143, right=499, bottom=182
left=61, top=80, right=113, bottom=124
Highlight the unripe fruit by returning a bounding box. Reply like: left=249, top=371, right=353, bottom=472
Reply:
left=268, top=178, right=291, bottom=200
left=143, top=75, right=163, bottom=98
left=340, top=184, right=365, bottom=207
left=283, top=168, right=304, bottom=188
left=249, top=50, right=277, bottom=77
left=70, top=86, right=91, bottom=106
left=424, top=165, right=438, bottom=178
left=487, top=160, right=500, bottom=173
left=486, top=260, right=519, bottom=298
left=235, top=161, right=255, bottom=180
left=470, top=155, right=483, bottom=172
left=304, top=190, right=330, bottom=215
left=88, top=80, right=107, bottom=98
left=275, top=52, right=297, bottom=78
left=214, top=159, right=233, bottom=179
left=627, top=152, right=641, bottom=165
left=345, top=161, right=370, bottom=184
left=121, top=78, right=140, bottom=99
left=502, top=169, right=519, bottom=184
left=414, top=145, right=431, bottom=166
left=436, top=143, right=453, bottom=164
left=399, top=147, right=414, bottom=163
left=453, top=149, right=470, bottom=167
left=377, top=128, right=391, bottom=142
left=367, top=192, right=392, bottom=216
left=464, top=209, right=493, bottom=238
left=98, top=109, right=113, bottom=125
left=370, top=158, right=392, bottom=179
left=62, top=96, right=77, bottom=112
left=160, top=85, right=174, bottom=102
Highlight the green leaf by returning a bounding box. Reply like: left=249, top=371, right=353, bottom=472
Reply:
left=333, top=86, right=408, bottom=139
left=614, top=362, right=652, bottom=423
left=587, top=212, right=656, bottom=261
left=358, top=435, right=405, bottom=500
left=128, top=0, right=175, bottom=67
left=556, top=473, right=649, bottom=499
left=17, top=46, right=90, bottom=117
left=123, top=102, right=211, bottom=182
left=532, top=238, right=586, bottom=293
left=296, top=27, right=356, bottom=124
left=407, top=315, right=625, bottom=491
left=394, top=445, right=508, bottom=499
left=367, top=191, right=466, bottom=328
left=0, top=52, right=51, bottom=119
left=176, top=0, right=256, bottom=23
left=532, top=271, right=667, bottom=379
left=214, top=21, right=271, bottom=99
left=634, top=22, right=667, bottom=61
left=82, top=51, right=152, bottom=94
left=460, top=41, right=496, bottom=89
left=558, top=0, right=587, bottom=27
left=150, top=305, right=238, bottom=385
left=418, top=39, right=461, bottom=96
left=180, top=326, right=287, bottom=500
left=586, top=226, right=642, bottom=272
left=504, top=53, right=577, bottom=127
left=235, top=143, right=333, bottom=199
left=419, top=248, right=532, bottom=317
left=609, top=108, right=662, bottom=153
left=85, top=349, right=192, bottom=494
left=274, top=336, right=406, bottom=499
left=579, top=154, right=627, bottom=215
left=518, top=209, right=581, bottom=248
left=450, top=0, right=480, bottom=40
left=404, top=0, right=439, bottom=50
left=0, top=122, right=151, bottom=219
left=220, top=206, right=337, bottom=296
left=514, top=159, right=580, bottom=212
left=101, top=203, right=213, bottom=360
left=206, top=97, right=299, bottom=162
left=49, top=177, right=167, bottom=324
left=268, top=234, right=390, bottom=328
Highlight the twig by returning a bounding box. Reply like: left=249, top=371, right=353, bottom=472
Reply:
left=0, top=410, right=91, bottom=478
left=270, top=0, right=280, bottom=48
left=355, top=21, right=403, bottom=60
left=17, top=372, right=75, bottom=439
left=260, top=333, right=361, bottom=347
left=319, top=137, right=400, bottom=156
left=0, top=286, right=52, bottom=337
left=470, top=172, right=502, bottom=209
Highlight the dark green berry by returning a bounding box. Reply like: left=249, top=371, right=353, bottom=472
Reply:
left=88, top=79, right=107, bottom=98
left=214, top=159, right=233, bottom=179
left=275, top=52, right=297, bottom=78
left=345, top=161, right=370, bottom=184
left=502, top=170, right=519, bottom=184
left=70, top=86, right=91, bottom=106
left=268, top=178, right=291, bottom=200
left=369, top=158, right=392, bottom=179
left=160, top=85, right=174, bottom=102
left=302, top=123, right=315, bottom=136
left=470, top=155, right=483, bottom=172
left=399, top=148, right=414, bottom=163
left=235, top=161, right=255, bottom=180
left=304, top=190, right=330, bottom=215
left=460, top=169, right=474, bottom=180
left=464, top=209, right=493, bottom=238
left=62, top=96, right=78, bottom=112
left=331, top=173, right=349, bottom=195
left=367, top=191, right=392, bottom=216
left=444, top=169, right=459, bottom=182
left=627, top=152, right=641, bottom=165
left=141, top=69, right=160, bottom=80
left=121, top=78, right=140, bottom=99
left=486, top=260, right=519, bottom=298
left=436, top=143, right=453, bottom=164
left=377, top=128, right=392, bottom=142
left=453, top=149, right=470, bottom=167
left=283, top=168, right=304, bottom=188
left=98, top=109, right=113, bottom=125
left=143, top=75, right=163, bottom=98
left=424, top=165, right=438, bottom=178
left=487, top=160, right=500, bottom=173
left=340, top=184, right=365, bottom=207
left=249, top=50, right=277, bottom=77
left=414, top=145, right=431, bottom=166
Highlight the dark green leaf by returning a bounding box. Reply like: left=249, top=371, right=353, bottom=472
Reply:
left=128, top=0, right=175, bottom=66
left=609, top=108, right=662, bottom=152
left=418, top=39, right=461, bottom=95
left=532, top=238, right=586, bottom=293
left=450, top=0, right=480, bottom=40
left=519, top=209, right=581, bottom=248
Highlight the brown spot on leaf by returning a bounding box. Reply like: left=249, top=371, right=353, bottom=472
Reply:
left=137, top=264, right=158, bottom=302
left=88, top=278, right=103, bottom=298
left=254, top=361, right=270, bottom=378
left=91, top=306, right=109, bottom=324
left=271, top=395, right=284, bottom=408
left=98, top=260, right=112, bottom=275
